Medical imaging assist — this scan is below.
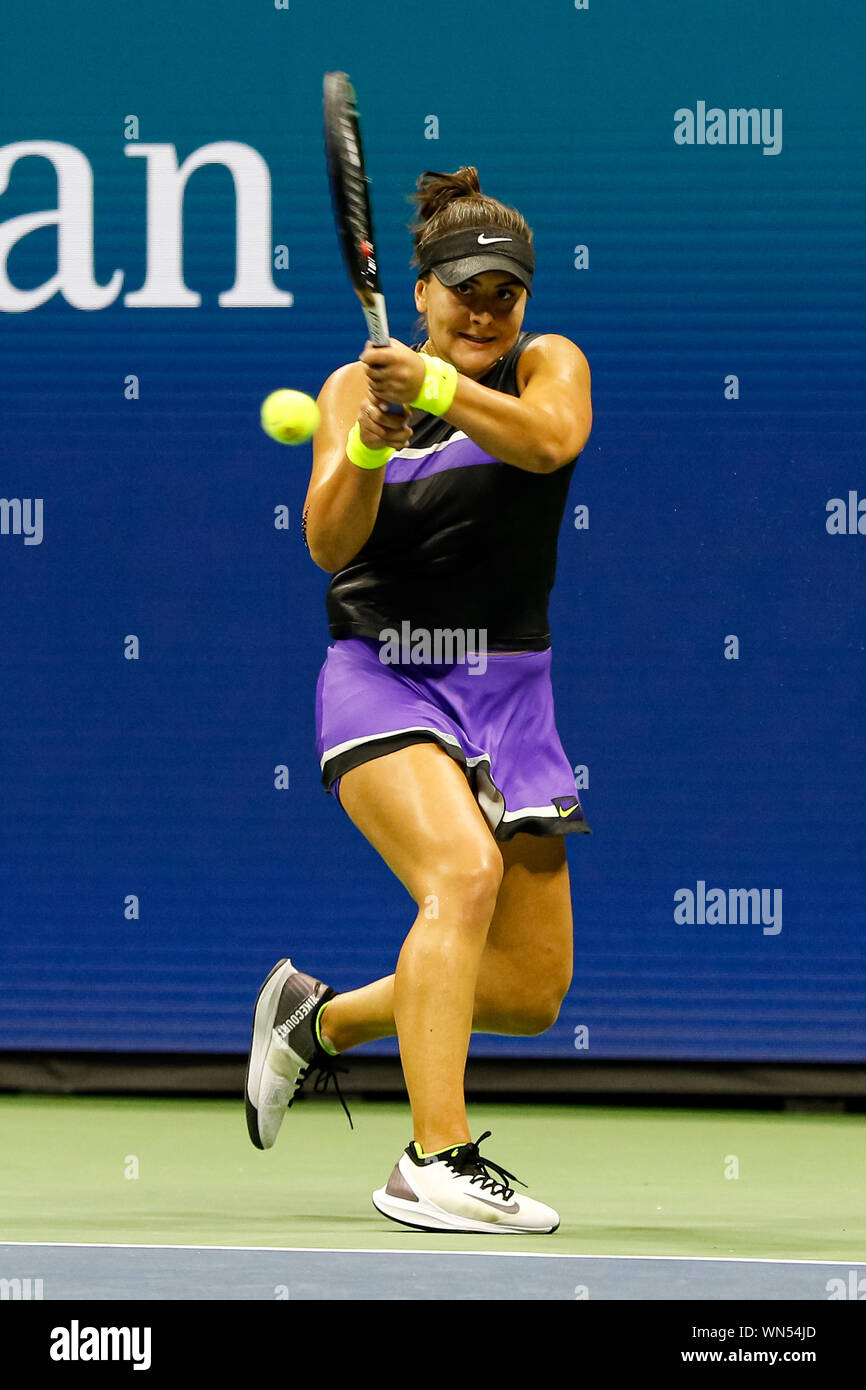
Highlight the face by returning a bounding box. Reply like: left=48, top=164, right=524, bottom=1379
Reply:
left=414, top=270, right=527, bottom=379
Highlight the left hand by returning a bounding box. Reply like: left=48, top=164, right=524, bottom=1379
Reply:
left=359, top=338, right=427, bottom=406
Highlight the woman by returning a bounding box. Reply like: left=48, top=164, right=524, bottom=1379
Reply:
left=245, top=167, right=592, bottom=1234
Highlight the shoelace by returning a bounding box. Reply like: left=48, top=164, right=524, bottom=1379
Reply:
left=294, top=1054, right=354, bottom=1130
left=447, top=1131, right=526, bottom=1200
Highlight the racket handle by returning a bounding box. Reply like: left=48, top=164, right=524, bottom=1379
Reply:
left=362, top=292, right=404, bottom=416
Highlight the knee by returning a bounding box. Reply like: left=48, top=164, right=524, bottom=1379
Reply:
left=419, top=849, right=504, bottom=925
left=505, top=970, right=572, bottom=1035
left=512, top=993, right=566, bottom=1036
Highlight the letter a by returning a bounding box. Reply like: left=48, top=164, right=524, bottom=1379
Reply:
left=0, top=141, right=123, bottom=311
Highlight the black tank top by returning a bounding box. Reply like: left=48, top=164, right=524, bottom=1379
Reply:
left=324, top=330, right=580, bottom=651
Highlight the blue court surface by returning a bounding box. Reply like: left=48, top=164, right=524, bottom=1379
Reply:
left=2, top=1243, right=864, bottom=1301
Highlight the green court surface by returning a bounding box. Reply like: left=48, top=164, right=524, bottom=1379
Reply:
left=1, top=1094, right=863, bottom=1261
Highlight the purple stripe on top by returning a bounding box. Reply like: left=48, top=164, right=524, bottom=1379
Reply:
left=384, top=433, right=498, bottom=483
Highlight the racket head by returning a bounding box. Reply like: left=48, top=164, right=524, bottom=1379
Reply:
left=323, top=71, right=382, bottom=301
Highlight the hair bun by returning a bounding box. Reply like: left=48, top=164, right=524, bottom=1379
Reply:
left=412, top=167, right=482, bottom=224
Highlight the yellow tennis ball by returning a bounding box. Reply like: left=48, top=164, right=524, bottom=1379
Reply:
left=260, top=389, right=321, bottom=445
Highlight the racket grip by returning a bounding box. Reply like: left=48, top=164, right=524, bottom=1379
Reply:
left=362, top=293, right=404, bottom=416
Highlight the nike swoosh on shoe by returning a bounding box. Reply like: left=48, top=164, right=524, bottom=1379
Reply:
left=471, top=1194, right=521, bottom=1214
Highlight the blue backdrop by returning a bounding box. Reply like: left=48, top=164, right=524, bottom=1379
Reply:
left=1, top=0, right=864, bottom=1059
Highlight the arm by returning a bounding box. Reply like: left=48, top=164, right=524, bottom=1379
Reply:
left=302, top=363, right=413, bottom=573
left=452, top=334, right=592, bottom=473
left=361, top=334, right=592, bottom=475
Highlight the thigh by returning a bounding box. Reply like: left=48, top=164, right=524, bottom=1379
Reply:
left=484, top=834, right=574, bottom=991
left=338, top=742, right=503, bottom=904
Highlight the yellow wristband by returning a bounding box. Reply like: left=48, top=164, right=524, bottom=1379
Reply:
left=409, top=355, right=458, bottom=416
left=345, top=421, right=394, bottom=470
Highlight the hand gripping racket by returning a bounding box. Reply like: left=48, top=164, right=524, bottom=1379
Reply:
left=323, top=70, right=404, bottom=415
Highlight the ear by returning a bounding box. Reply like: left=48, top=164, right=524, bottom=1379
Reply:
left=414, top=277, right=428, bottom=313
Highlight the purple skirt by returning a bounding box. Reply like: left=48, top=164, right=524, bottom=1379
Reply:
left=314, top=636, right=590, bottom=842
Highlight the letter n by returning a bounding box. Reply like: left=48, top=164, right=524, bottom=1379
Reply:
left=124, top=143, right=293, bottom=307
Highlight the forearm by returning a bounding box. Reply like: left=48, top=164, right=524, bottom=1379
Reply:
left=441, top=374, right=553, bottom=474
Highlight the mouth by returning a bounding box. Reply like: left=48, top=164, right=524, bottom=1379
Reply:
left=459, top=334, right=495, bottom=345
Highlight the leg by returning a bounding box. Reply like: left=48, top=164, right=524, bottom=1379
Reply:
left=322, top=826, right=573, bottom=1047
left=336, top=742, right=503, bottom=1153
left=473, top=832, right=573, bottom=1033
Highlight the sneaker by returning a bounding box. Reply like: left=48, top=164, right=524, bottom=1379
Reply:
left=244, top=957, right=351, bottom=1150
left=371, top=1130, right=559, bottom=1233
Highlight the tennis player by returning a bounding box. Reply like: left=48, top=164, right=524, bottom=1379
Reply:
left=245, top=167, right=592, bottom=1234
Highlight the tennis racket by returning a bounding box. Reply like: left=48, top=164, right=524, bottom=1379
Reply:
left=323, top=70, right=403, bottom=415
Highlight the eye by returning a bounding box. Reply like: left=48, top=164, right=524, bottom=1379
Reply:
left=455, top=284, right=517, bottom=301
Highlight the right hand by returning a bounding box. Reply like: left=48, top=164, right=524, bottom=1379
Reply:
left=358, top=393, right=414, bottom=451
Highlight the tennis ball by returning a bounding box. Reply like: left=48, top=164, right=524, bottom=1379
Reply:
left=260, top=389, right=321, bottom=445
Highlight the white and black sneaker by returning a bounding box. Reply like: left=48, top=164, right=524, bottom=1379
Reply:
left=245, top=958, right=351, bottom=1150
left=372, top=1130, right=559, bottom=1233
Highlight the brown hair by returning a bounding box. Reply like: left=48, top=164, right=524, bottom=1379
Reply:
left=407, top=167, right=532, bottom=339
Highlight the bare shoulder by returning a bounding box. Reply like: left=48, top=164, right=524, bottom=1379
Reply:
left=516, top=334, right=590, bottom=392
left=317, top=359, right=367, bottom=411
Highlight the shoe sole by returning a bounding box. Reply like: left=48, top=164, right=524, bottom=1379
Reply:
left=244, top=957, right=295, bottom=1150
left=371, top=1188, right=559, bottom=1235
